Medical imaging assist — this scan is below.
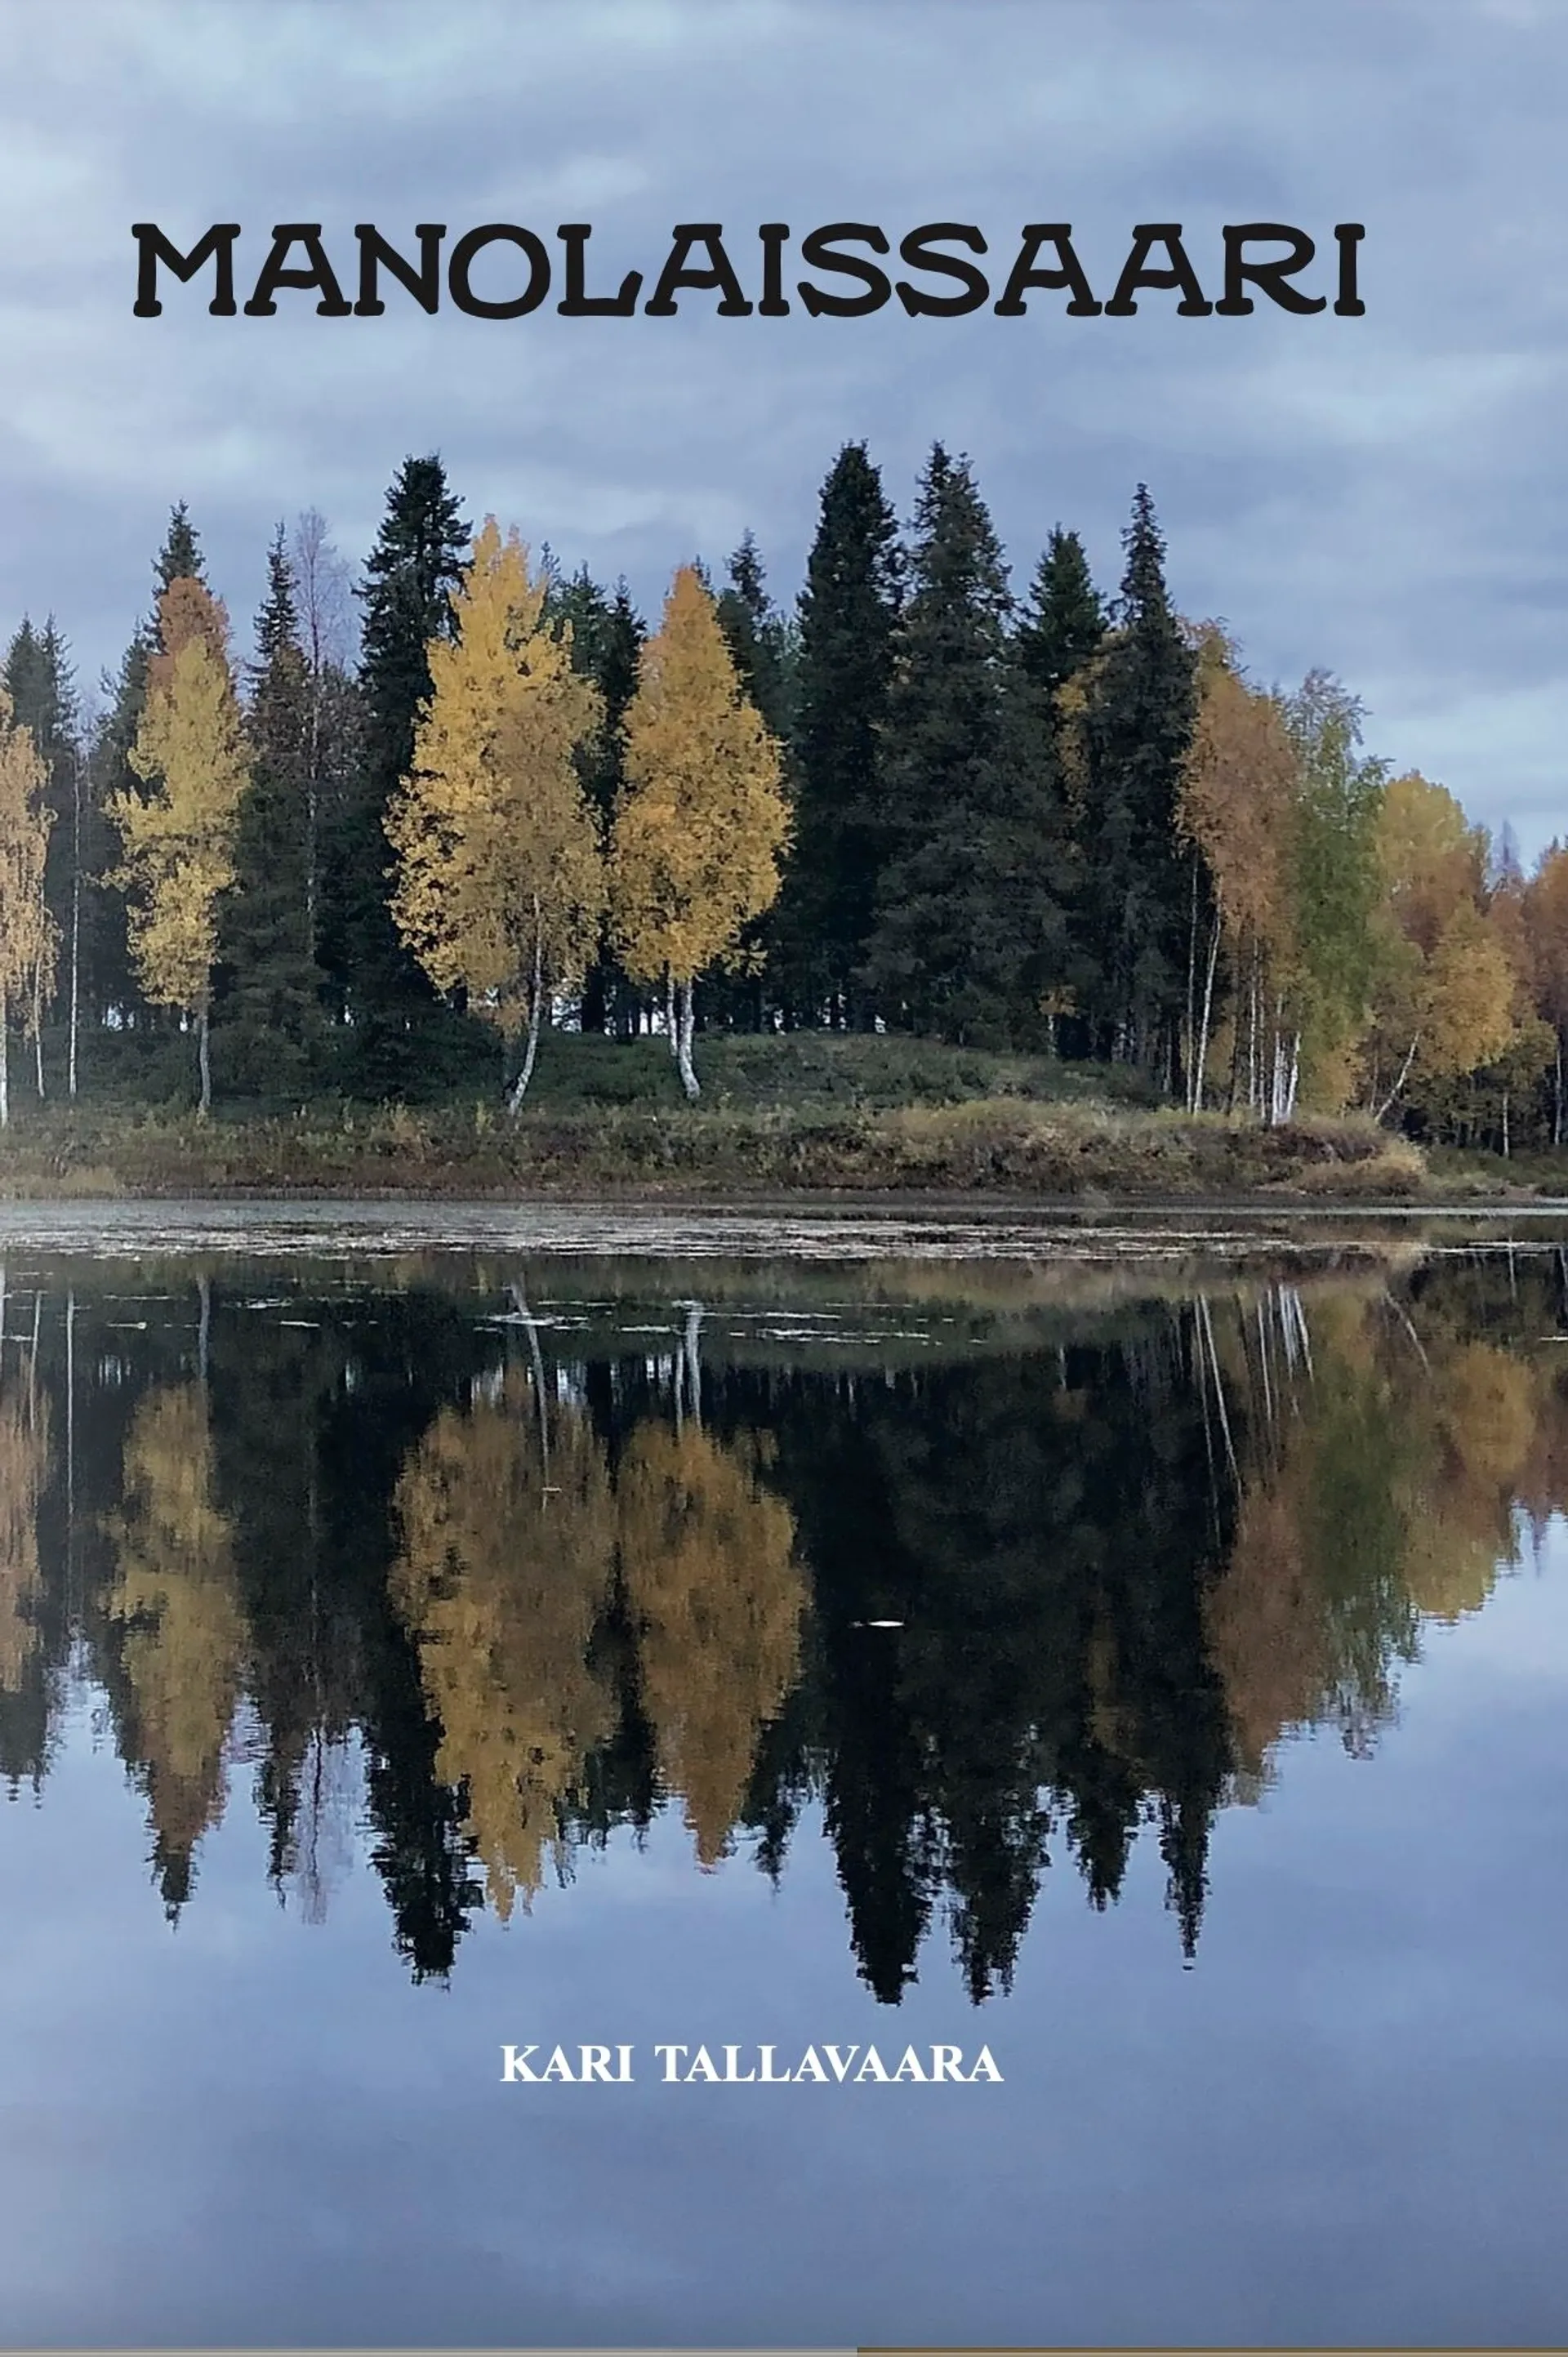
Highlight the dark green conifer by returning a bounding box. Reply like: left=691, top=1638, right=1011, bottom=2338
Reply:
left=217, top=528, right=327, bottom=1095
left=324, top=455, right=470, bottom=1090
left=863, top=446, right=1063, bottom=1045
left=769, top=443, right=901, bottom=1026
left=549, top=568, right=645, bottom=1032
left=715, top=529, right=795, bottom=743
left=1072, top=485, right=1200, bottom=1082
left=1015, top=526, right=1105, bottom=697
left=154, top=501, right=205, bottom=602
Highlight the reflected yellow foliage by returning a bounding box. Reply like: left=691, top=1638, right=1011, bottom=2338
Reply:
left=617, top=1422, right=805, bottom=1867
left=105, top=1384, right=246, bottom=1882
left=1205, top=1292, right=1566, bottom=1775
left=1206, top=1480, right=1323, bottom=1781
left=390, top=1372, right=617, bottom=1920
left=0, top=1378, right=48, bottom=1691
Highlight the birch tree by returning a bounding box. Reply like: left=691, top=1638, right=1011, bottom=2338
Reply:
left=1524, top=844, right=1568, bottom=1143
left=0, top=691, right=56, bottom=1128
left=1365, top=773, right=1514, bottom=1119
left=385, top=519, right=604, bottom=1111
left=611, top=565, right=787, bottom=1098
left=109, top=584, right=248, bottom=1116
left=1277, top=672, right=1387, bottom=1121
left=1176, top=630, right=1298, bottom=1112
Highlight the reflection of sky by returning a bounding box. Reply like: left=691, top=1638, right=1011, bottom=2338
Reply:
left=2, top=1526, right=1566, bottom=2346
left=3, top=3, right=1568, bottom=855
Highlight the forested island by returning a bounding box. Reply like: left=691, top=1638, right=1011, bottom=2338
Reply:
left=1, top=443, right=1564, bottom=1198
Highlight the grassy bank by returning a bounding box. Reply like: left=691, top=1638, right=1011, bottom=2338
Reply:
left=2, top=1031, right=1556, bottom=1203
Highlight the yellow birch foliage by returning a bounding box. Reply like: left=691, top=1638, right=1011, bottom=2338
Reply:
left=1523, top=843, right=1568, bottom=1033
left=104, top=1384, right=247, bottom=1887
left=390, top=1373, right=618, bottom=1920
left=386, top=520, right=604, bottom=1030
left=0, top=688, right=56, bottom=1037
left=611, top=566, right=789, bottom=987
left=1423, top=902, right=1517, bottom=1076
left=110, top=586, right=248, bottom=1016
left=1177, top=631, right=1298, bottom=960
left=1368, top=773, right=1517, bottom=1091
left=617, top=1421, right=805, bottom=1867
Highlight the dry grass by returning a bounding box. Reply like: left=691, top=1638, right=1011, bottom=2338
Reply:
left=0, top=1094, right=1437, bottom=1203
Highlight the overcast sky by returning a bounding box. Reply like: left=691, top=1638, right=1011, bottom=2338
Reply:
left=2, top=0, right=1563, bottom=853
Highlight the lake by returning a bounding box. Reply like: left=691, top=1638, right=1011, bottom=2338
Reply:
left=1, top=1205, right=1566, bottom=2348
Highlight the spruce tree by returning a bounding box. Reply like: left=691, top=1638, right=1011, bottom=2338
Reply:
left=327, top=454, right=469, bottom=1090
left=154, top=502, right=205, bottom=604
left=85, top=635, right=151, bottom=1031
left=862, top=446, right=1062, bottom=1045
left=1073, top=485, right=1200, bottom=1082
left=1016, top=527, right=1105, bottom=697
left=217, top=528, right=327, bottom=1095
left=549, top=568, right=645, bottom=1032
left=769, top=443, right=901, bottom=1027
left=715, top=530, right=795, bottom=742
left=704, top=534, right=796, bottom=1031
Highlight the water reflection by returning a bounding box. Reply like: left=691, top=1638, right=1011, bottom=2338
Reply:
left=0, top=1245, right=1562, bottom=1999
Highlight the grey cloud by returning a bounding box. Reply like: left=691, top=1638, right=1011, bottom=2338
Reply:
left=1, top=0, right=1564, bottom=848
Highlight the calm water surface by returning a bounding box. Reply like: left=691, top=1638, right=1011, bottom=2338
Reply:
left=1, top=1217, right=1566, bottom=2346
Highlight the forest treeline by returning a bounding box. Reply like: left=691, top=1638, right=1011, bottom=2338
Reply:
left=0, top=1254, right=1561, bottom=1998
left=4, top=444, right=1567, bottom=1149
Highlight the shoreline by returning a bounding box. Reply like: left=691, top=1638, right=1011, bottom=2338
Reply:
left=2, top=1191, right=1565, bottom=1264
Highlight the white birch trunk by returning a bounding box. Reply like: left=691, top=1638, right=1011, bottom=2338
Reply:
left=681, top=1303, right=705, bottom=1424
left=67, top=789, right=80, bottom=1100
left=1376, top=1032, right=1421, bottom=1123
left=1191, top=912, right=1221, bottom=1114
left=507, top=899, right=546, bottom=1117
left=0, top=996, right=9, bottom=1129
left=1247, top=959, right=1260, bottom=1117
left=198, top=1000, right=212, bottom=1117
left=675, top=977, right=700, bottom=1101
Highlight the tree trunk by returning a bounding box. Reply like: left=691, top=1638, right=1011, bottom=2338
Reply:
left=1375, top=1031, right=1421, bottom=1123
left=1247, top=957, right=1259, bottom=1117
left=0, top=996, right=8, bottom=1129
left=1191, top=911, right=1221, bottom=1114
left=675, top=976, right=700, bottom=1101
left=507, top=900, right=546, bottom=1118
left=198, top=1000, right=212, bottom=1118
left=67, top=761, right=81, bottom=1100
left=1556, top=1030, right=1564, bottom=1148
left=306, top=673, right=320, bottom=964
left=1183, top=856, right=1199, bottom=1106
left=665, top=972, right=679, bottom=1061
left=1502, top=1090, right=1511, bottom=1160
left=31, top=979, right=43, bottom=1102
